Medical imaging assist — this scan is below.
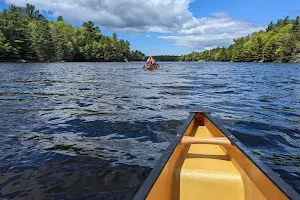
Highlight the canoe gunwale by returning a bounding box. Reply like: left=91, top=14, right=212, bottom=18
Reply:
left=205, top=112, right=300, bottom=200
left=133, top=105, right=300, bottom=200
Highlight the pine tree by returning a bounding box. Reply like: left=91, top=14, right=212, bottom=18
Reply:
left=57, top=16, right=64, bottom=22
left=0, top=5, right=33, bottom=60
left=0, top=31, right=12, bottom=60
left=279, top=34, right=296, bottom=62
left=29, top=19, right=54, bottom=61
left=267, top=22, right=274, bottom=31
left=282, top=16, right=290, bottom=26
left=263, top=38, right=277, bottom=62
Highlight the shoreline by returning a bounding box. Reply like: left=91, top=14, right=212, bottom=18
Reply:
left=1, top=60, right=300, bottom=64
left=0, top=60, right=139, bottom=64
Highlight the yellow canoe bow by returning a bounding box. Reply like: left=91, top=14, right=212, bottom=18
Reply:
left=134, top=105, right=300, bottom=200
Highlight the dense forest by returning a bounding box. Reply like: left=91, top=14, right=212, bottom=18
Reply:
left=181, top=16, right=300, bottom=63
left=0, top=4, right=145, bottom=62
left=152, top=55, right=180, bottom=61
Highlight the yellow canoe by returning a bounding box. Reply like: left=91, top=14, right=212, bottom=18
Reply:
left=134, top=105, right=300, bottom=200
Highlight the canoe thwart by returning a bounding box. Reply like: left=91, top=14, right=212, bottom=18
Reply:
left=181, top=136, right=232, bottom=146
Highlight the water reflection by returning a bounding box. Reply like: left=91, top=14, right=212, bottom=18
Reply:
left=1, top=157, right=150, bottom=200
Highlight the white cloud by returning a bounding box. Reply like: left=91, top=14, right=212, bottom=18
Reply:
left=5, top=0, right=193, bottom=32
left=158, top=13, right=264, bottom=50
left=5, top=0, right=264, bottom=50
left=145, top=34, right=151, bottom=38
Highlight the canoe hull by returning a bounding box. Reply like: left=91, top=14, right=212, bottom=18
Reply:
left=144, top=64, right=159, bottom=70
left=134, top=105, right=300, bottom=200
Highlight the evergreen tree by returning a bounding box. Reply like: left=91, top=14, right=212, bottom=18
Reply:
left=0, top=5, right=34, bottom=60
left=292, top=16, right=300, bottom=40
left=282, top=16, right=290, bottom=26
left=50, top=21, right=75, bottom=60
left=278, top=34, right=296, bottom=62
left=57, top=16, right=64, bottom=22
left=231, top=38, right=247, bottom=61
left=267, top=22, right=274, bottom=31
left=0, top=31, right=12, bottom=60
left=263, top=37, right=277, bottom=62
left=23, top=4, right=40, bottom=20
left=29, top=19, right=54, bottom=61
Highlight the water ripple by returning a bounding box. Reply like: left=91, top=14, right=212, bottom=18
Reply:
left=0, top=62, right=300, bottom=198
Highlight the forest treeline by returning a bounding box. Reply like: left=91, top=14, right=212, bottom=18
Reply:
left=0, top=4, right=145, bottom=62
left=181, top=16, right=300, bottom=63
left=152, top=55, right=180, bottom=61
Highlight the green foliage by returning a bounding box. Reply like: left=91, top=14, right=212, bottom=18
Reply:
left=292, top=16, right=300, bottom=40
left=57, top=16, right=64, bottom=22
left=29, top=19, right=54, bottom=61
left=180, top=48, right=231, bottom=62
left=153, top=55, right=180, bottom=61
left=130, top=50, right=145, bottom=61
left=0, top=3, right=145, bottom=62
left=242, top=35, right=263, bottom=62
left=181, top=16, right=300, bottom=63
left=0, top=30, right=12, bottom=60
left=50, top=21, right=76, bottom=61
left=276, top=33, right=297, bottom=62
left=267, top=22, right=274, bottom=31
left=263, top=37, right=278, bottom=62
left=231, top=37, right=247, bottom=62
left=0, top=5, right=33, bottom=60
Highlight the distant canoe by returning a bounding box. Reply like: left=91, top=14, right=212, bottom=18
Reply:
left=144, top=64, right=159, bottom=70
left=17, top=59, right=26, bottom=63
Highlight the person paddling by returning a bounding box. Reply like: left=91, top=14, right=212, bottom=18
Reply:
left=144, top=56, right=159, bottom=69
left=147, top=56, right=153, bottom=64
left=152, top=57, right=158, bottom=65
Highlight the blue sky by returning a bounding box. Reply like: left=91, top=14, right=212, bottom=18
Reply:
left=1, top=0, right=299, bottom=55
left=190, top=0, right=300, bottom=25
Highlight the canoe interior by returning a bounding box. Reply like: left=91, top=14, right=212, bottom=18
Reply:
left=145, top=113, right=290, bottom=200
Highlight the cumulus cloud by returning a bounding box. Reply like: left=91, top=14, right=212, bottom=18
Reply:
left=5, top=0, right=193, bottom=33
left=159, top=13, right=264, bottom=50
left=5, top=0, right=264, bottom=50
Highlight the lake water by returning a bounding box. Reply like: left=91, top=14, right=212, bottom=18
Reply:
left=0, top=62, right=299, bottom=199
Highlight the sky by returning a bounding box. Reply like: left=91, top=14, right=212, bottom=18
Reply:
left=1, top=0, right=300, bottom=56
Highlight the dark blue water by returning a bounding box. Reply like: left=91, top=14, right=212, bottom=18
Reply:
left=0, top=62, right=299, bottom=199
